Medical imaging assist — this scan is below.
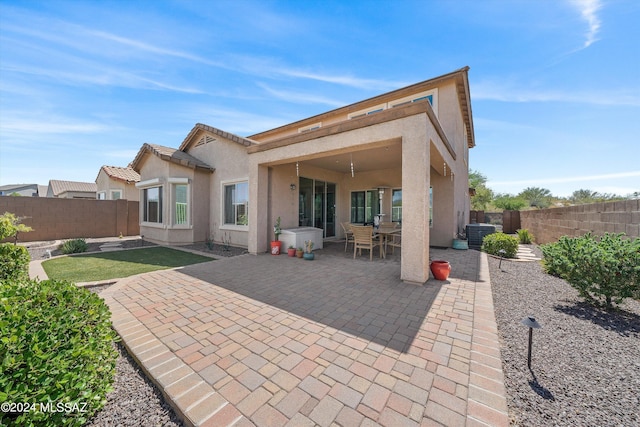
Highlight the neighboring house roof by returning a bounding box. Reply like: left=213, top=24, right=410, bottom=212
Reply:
left=129, top=143, right=215, bottom=173
left=0, top=183, right=40, bottom=196
left=37, top=185, right=48, bottom=196
left=178, top=123, right=256, bottom=152
left=97, top=165, right=141, bottom=183
left=47, top=180, right=98, bottom=196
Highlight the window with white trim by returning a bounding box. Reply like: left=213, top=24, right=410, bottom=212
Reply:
left=224, top=181, right=248, bottom=226
left=110, top=190, right=122, bottom=200
left=174, top=184, right=188, bottom=225
left=143, top=186, right=163, bottom=223
left=97, top=192, right=106, bottom=200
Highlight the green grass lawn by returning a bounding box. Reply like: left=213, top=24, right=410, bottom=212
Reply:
left=42, top=247, right=214, bottom=282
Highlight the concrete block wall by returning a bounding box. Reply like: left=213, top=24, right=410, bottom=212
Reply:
left=520, top=199, right=639, bottom=244
left=0, top=197, right=139, bottom=242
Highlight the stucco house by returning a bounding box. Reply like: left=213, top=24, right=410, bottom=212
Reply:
left=131, top=67, right=475, bottom=284
left=95, top=165, right=141, bottom=200
left=0, top=183, right=46, bottom=197
left=46, top=180, right=97, bottom=199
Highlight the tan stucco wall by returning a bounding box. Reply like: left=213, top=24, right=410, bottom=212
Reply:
left=186, top=133, right=250, bottom=247
left=136, top=153, right=208, bottom=245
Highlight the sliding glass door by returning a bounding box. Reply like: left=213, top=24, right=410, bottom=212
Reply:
left=298, top=177, right=335, bottom=238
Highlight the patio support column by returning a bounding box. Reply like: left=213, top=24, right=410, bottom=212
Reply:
left=248, top=163, right=269, bottom=254
left=401, top=131, right=431, bottom=284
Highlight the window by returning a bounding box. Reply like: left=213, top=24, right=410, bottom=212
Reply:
left=174, top=184, right=188, bottom=225
left=348, top=103, right=387, bottom=120
left=392, top=189, right=402, bottom=223
left=224, top=181, right=248, bottom=226
left=390, top=89, right=438, bottom=115
left=143, top=186, right=163, bottom=223
left=298, top=122, right=322, bottom=133
left=429, top=186, right=433, bottom=228
left=97, top=192, right=106, bottom=200
left=110, top=190, right=122, bottom=200
left=350, top=190, right=379, bottom=224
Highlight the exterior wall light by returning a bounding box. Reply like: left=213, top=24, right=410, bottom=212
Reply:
left=290, top=184, right=296, bottom=191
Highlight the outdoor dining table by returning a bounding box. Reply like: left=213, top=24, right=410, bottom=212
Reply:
left=374, top=227, right=401, bottom=259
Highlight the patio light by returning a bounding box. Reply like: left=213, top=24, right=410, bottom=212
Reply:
left=290, top=184, right=296, bottom=191
left=521, top=315, right=542, bottom=369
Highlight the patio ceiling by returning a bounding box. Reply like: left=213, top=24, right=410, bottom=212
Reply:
left=297, top=142, right=402, bottom=174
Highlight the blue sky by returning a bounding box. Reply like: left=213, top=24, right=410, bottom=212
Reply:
left=1, top=0, right=638, bottom=198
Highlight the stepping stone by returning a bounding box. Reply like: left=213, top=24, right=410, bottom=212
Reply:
left=100, top=242, right=123, bottom=252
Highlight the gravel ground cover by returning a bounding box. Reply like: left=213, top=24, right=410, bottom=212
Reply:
left=489, top=244, right=640, bottom=426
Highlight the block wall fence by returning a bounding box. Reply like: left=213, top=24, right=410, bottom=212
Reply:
left=0, top=197, right=139, bottom=242
left=520, top=199, right=639, bottom=245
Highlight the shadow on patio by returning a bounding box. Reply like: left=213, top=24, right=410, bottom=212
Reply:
left=178, top=241, right=478, bottom=354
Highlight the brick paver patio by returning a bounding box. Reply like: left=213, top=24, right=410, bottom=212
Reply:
left=101, top=243, right=508, bottom=426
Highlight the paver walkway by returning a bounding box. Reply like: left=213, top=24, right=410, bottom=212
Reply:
left=101, top=244, right=508, bottom=426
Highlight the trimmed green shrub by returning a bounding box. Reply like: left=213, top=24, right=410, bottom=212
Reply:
left=60, top=238, right=88, bottom=254
left=0, top=244, right=30, bottom=282
left=541, top=233, right=640, bottom=308
left=516, top=228, right=534, bottom=244
left=481, top=232, right=519, bottom=258
left=0, top=279, right=118, bottom=426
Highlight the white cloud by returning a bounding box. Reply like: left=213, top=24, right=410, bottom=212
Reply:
left=473, top=80, right=640, bottom=107
left=257, top=83, right=345, bottom=107
left=570, top=0, right=602, bottom=48
left=2, top=118, right=109, bottom=134
left=271, top=67, right=408, bottom=91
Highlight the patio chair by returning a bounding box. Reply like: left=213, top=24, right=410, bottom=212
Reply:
left=351, top=225, right=382, bottom=261
left=386, top=230, right=401, bottom=254
left=341, top=222, right=354, bottom=252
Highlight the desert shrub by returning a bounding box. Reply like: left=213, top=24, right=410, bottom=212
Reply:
left=481, top=232, right=519, bottom=258
left=0, top=279, right=118, bottom=426
left=541, top=233, right=640, bottom=308
left=0, top=244, right=30, bottom=282
left=60, top=238, right=88, bottom=254
left=516, top=228, right=534, bottom=244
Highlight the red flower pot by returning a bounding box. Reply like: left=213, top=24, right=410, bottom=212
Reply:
left=430, top=260, right=451, bottom=281
left=270, top=241, right=282, bottom=255
left=287, top=248, right=296, bottom=257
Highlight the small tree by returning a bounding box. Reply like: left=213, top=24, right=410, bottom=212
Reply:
left=0, top=212, right=33, bottom=244
left=493, top=194, right=527, bottom=211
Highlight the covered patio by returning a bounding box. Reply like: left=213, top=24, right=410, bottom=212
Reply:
left=247, top=101, right=469, bottom=285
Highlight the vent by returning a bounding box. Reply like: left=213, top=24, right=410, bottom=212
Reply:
left=195, top=134, right=217, bottom=147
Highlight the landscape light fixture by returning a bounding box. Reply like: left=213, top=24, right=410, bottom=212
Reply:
left=521, top=315, right=542, bottom=369
left=498, top=249, right=507, bottom=270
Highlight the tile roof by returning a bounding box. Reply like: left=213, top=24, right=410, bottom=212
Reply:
left=178, top=123, right=256, bottom=152
left=99, top=165, right=140, bottom=183
left=48, top=180, right=98, bottom=196
left=129, top=143, right=215, bottom=173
